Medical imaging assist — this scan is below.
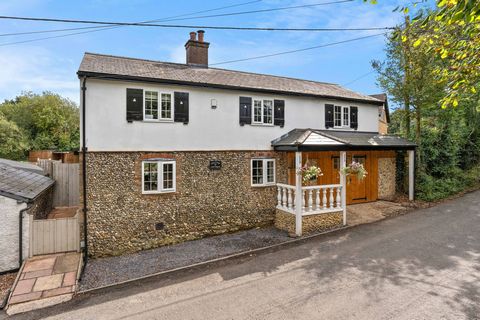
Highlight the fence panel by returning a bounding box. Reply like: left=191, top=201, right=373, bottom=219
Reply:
left=30, top=214, right=80, bottom=256
left=37, top=160, right=79, bottom=207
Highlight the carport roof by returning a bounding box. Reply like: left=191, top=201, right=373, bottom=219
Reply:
left=0, top=162, right=55, bottom=202
left=272, top=129, right=416, bottom=151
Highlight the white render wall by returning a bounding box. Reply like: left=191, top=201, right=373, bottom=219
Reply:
left=0, top=196, right=30, bottom=272
left=81, top=79, right=380, bottom=151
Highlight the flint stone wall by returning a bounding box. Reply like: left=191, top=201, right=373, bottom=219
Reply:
left=378, top=157, right=396, bottom=200
left=85, top=151, right=287, bottom=257
left=274, top=209, right=343, bottom=236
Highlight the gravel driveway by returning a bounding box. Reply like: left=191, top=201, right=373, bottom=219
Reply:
left=79, top=227, right=291, bottom=291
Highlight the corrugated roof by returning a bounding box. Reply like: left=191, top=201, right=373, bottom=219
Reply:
left=0, top=162, right=54, bottom=201
left=78, top=53, right=383, bottom=104
left=272, top=129, right=416, bottom=150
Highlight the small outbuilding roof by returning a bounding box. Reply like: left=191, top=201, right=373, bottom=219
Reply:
left=272, top=129, right=416, bottom=151
left=0, top=158, right=44, bottom=175
left=78, top=53, right=383, bottom=105
left=0, top=162, right=54, bottom=202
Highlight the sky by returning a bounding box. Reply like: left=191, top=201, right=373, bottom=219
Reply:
left=0, top=0, right=427, bottom=104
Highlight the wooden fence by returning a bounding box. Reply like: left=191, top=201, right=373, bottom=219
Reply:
left=29, top=213, right=80, bottom=256
left=37, top=160, right=79, bottom=207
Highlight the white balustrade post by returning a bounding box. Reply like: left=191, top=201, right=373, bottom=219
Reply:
left=329, top=187, right=334, bottom=209
left=322, top=188, right=327, bottom=210
left=308, top=189, right=313, bottom=211
left=408, top=149, right=415, bottom=201
left=336, top=187, right=341, bottom=208
left=340, top=151, right=347, bottom=225
left=282, top=187, right=287, bottom=208
left=277, top=186, right=282, bottom=207
left=287, top=188, right=293, bottom=210
left=295, top=152, right=303, bottom=236
left=315, top=189, right=320, bottom=210
left=302, top=190, right=306, bottom=211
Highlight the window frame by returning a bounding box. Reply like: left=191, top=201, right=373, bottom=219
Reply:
left=334, top=105, right=350, bottom=128
left=343, top=106, right=349, bottom=127
left=142, top=160, right=176, bottom=194
left=251, top=158, right=276, bottom=187
left=142, top=89, right=174, bottom=122
left=251, top=97, right=275, bottom=126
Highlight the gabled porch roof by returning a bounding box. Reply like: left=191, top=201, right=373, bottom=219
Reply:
left=272, top=129, right=416, bottom=151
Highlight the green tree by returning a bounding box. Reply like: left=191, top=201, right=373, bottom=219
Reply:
left=372, top=23, right=444, bottom=168
left=0, top=115, right=29, bottom=160
left=405, top=0, right=480, bottom=108
left=0, top=92, right=80, bottom=155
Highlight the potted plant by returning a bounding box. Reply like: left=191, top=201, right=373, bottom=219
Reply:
left=341, top=161, right=368, bottom=181
left=297, top=164, right=323, bottom=185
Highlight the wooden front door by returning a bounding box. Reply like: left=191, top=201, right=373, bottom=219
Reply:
left=347, top=154, right=368, bottom=203
left=286, top=151, right=379, bottom=205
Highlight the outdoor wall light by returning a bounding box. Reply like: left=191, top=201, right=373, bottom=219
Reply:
left=211, top=98, right=217, bottom=109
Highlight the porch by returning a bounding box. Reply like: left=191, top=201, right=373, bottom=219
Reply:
left=271, top=129, right=416, bottom=236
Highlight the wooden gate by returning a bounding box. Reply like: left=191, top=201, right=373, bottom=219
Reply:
left=29, top=213, right=80, bottom=256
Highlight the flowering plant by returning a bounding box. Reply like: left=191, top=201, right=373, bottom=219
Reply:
left=341, top=161, right=368, bottom=180
left=297, top=164, right=323, bottom=184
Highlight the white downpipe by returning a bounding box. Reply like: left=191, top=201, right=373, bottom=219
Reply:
left=408, top=149, right=415, bottom=201
left=340, top=151, right=347, bottom=226
left=295, top=151, right=302, bottom=236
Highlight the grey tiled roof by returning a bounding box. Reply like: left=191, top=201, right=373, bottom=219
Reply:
left=272, top=129, right=416, bottom=149
left=78, top=53, right=383, bottom=104
left=0, top=158, right=44, bottom=175
left=0, top=162, right=54, bottom=201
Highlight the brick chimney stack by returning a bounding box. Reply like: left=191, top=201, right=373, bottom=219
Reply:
left=185, top=30, right=209, bottom=67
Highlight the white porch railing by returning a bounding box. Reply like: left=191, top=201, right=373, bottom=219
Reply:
left=276, top=183, right=343, bottom=215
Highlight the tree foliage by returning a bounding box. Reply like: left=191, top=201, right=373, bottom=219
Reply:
left=405, top=0, right=480, bottom=108
left=0, top=115, right=29, bottom=160
left=373, top=8, right=480, bottom=201
left=0, top=92, right=79, bottom=159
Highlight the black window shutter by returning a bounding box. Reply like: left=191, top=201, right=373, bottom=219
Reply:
left=126, top=88, right=143, bottom=122
left=325, top=104, right=334, bottom=129
left=239, top=96, right=252, bottom=126
left=274, top=100, right=285, bottom=127
left=350, top=106, right=358, bottom=130
left=174, top=92, right=189, bottom=124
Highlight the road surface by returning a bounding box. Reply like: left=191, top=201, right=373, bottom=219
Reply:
left=7, top=191, right=480, bottom=320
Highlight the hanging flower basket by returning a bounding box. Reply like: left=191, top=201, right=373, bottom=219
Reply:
left=341, top=161, right=368, bottom=181
left=297, top=164, right=323, bottom=185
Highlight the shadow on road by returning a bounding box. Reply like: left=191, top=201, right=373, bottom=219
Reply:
left=6, top=191, right=480, bottom=319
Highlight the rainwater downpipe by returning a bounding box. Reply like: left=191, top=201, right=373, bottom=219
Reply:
left=18, top=202, right=33, bottom=269
left=80, top=76, right=88, bottom=279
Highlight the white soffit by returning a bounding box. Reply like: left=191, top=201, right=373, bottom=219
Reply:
left=303, top=132, right=344, bottom=145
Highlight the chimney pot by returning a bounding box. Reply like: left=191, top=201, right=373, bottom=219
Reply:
left=197, top=30, right=205, bottom=42
left=185, top=30, right=209, bottom=67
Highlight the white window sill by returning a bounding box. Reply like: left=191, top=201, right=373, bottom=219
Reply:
left=251, top=182, right=276, bottom=187
left=143, top=119, right=174, bottom=123
left=142, top=189, right=176, bottom=194
left=251, top=123, right=275, bottom=127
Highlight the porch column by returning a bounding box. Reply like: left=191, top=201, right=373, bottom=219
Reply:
left=295, top=151, right=302, bottom=236
left=340, top=151, right=347, bottom=226
left=408, top=149, right=415, bottom=201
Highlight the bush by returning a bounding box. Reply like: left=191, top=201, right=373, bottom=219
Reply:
left=417, top=165, right=480, bottom=201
